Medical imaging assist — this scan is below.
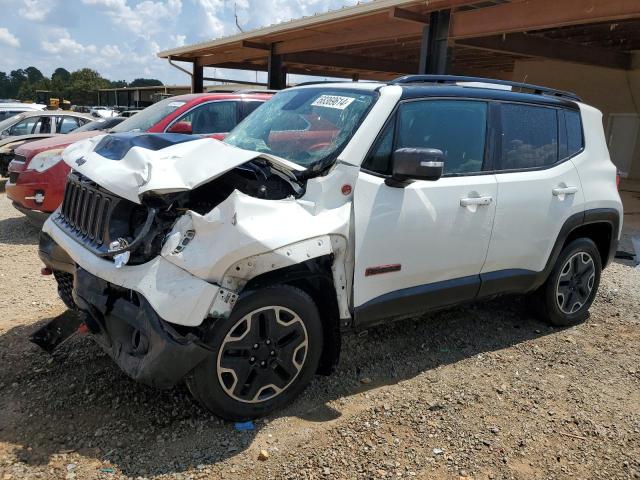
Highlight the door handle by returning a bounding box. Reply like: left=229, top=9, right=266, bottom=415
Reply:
left=552, top=186, right=578, bottom=196
left=460, top=196, right=493, bottom=207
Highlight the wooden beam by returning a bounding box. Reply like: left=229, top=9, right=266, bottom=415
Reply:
left=197, top=50, right=267, bottom=67
left=389, top=7, right=428, bottom=24
left=451, top=0, right=640, bottom=39
left=214, top=62, right=395, bottom=81
left=457, top=33, right=632, bottom=70
left=241, top=40, right=271, bottom=51
left=283, top=50, right=417, bottom=74
left=273, top=18, right=424, bottom=55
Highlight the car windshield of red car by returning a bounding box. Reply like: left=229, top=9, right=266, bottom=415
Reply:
left=110, top=98, right=186, bottom=133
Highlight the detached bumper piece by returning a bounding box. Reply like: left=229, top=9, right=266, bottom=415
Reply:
left=30, top=311, right=84, bottom=353
left=72, top=267, right=211, bottom=389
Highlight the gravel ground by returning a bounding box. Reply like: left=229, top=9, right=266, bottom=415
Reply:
left=0, top=189, right=639, bottom=480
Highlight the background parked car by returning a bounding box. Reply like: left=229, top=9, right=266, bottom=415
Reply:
left=89, top=106, right=118, bottom=119
left=0, top=110, right=93, bottom=140
left=6, top=92, right=272, bottom=225
left=0, top=102, right=47, bottom=121
left=72, top=116, right=126, bottom=133
left=0, top=111, right=94, bottom=176
left=120, top=108, right=143, bottom=118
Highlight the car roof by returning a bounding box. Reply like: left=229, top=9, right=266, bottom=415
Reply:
left=7, top=110, right=94, bottom=119
left=0, top=103, right=46, bottom=110
left=170, top=92, right=274, bottom=105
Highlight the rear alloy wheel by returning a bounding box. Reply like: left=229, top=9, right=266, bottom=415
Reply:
left=533, top=238, right=602, bottom=327
left=555, top=252, right=596, bottom=315
left=186, top=285, right=323, bottom=420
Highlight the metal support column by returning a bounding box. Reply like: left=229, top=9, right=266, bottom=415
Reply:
left=418, top=9, right=451, bottom=74
left=192, top=62, right=204, bottom=93
left=268, top=47, right=286, bottom=90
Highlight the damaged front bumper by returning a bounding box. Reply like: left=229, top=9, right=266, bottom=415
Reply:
left=72, top=267, right=211, bottom=389
left=38, top=231, right=219, bottom=388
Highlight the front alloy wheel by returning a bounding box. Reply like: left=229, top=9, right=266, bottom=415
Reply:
left=187, top=285, right=323, bottom=420
left=217, top=306, right=309, bottom=403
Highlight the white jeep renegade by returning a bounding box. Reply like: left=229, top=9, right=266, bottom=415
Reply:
left=37, top=76, right=622, bottom=420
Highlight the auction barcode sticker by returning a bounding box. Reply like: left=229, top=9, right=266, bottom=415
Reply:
left=311, top=95, right=355, bottom=110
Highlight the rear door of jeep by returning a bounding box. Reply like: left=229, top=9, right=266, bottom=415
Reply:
left=478, top=102, right=585, bottom=296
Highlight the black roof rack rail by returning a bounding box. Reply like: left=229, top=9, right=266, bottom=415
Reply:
left=390, top=75, right=582, bottom=102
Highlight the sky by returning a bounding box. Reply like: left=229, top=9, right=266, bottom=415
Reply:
left=0, top=0, right=364, bottom=85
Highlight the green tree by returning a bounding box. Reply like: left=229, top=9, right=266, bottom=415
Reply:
left=67, top=68, right=110, bottom=105
left=0, top=72, right=9, bottom=98
left=51, top=67, right=71, bottom=83
left=25, top=66, right=45, bottom=84
left=18, top=78, right=51, bottom=102
left=109, top=80, right=127, bottom=88
left=6, top=69, right=27, bottom=98
left=129, top=78, right=163, bottom=87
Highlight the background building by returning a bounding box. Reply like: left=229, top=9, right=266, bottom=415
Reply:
left=158, top=0, right=640, bottom=182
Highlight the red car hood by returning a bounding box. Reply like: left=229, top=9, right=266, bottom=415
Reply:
left=15, top=130, right=102, bottom=159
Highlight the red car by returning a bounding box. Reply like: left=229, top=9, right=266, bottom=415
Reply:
left=6, top=92, right=272, bottom=225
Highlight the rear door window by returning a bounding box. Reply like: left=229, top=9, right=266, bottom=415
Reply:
left=499, top=104, right=559, bottom=169
left=57, top=116, right=81, bottom=133
left=565, top=109, right=584, bottom=157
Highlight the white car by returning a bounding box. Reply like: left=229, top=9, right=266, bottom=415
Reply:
left=89, top=106, right=118, bottom=119
left=0, top=102, right=47, bottom=121
left=37, top=75, right=622, bottom=420
left=120, top=109, right=143, bottom=118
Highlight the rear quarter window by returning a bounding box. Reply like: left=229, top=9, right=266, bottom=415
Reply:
left=500, top=103, right=558, bottom=170
left=565, top=109, right=584, bottom=157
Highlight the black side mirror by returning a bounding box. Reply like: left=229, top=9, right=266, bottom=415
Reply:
left=385, top=148, right=445, bottom=187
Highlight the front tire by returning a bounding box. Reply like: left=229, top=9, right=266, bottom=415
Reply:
left=186, top=285, right=323, bottom=421
left=533, top=238, right=601, bottom=327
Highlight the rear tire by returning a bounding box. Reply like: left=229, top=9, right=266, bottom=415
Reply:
left=186, top=285, right=323, bottom=421
left=532, top=238, right=601, bottom=327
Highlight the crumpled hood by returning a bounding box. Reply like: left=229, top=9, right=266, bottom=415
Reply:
left=62, top=133, right=306, bottom=204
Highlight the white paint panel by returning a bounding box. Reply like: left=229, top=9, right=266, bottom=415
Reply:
left=353, top=172, right=497, bottom=307
left=483, top=161, right=583, bottom=274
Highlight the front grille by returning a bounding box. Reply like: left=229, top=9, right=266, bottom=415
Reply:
left=54, top=172, right=152, bottom=259
left=13, top=154, right=27, bottom=164
left=58, top=173, right=112, bottom=246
